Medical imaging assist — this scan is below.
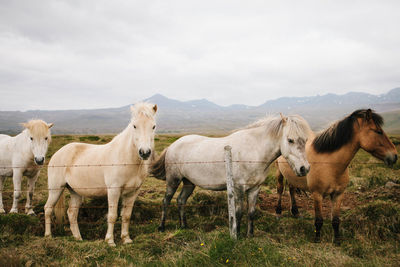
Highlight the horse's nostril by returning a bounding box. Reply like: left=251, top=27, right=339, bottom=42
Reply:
left=300, top=166, right=305, bottom=174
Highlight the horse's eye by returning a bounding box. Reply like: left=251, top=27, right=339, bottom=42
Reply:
left=152, top=125, right=156, bottom=130
left=288, top=138, right=294, bottom=144
left=30, top=137, right=33, bottom=141
left=133, top=125, right=136, bottom=129
left=45, top=137, right=48, bottom=140
left=375, top=130, right=383, bottom=135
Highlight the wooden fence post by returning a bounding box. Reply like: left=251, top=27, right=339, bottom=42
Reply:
left=224, top=145, right=237, bottom=240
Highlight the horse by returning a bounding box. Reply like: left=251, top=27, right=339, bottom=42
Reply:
left=0, top=120, right=53, bottom=215
left=275, top=109, right=398, bottom=244
left=44, top=103, right=157, bottom=246
left=151, top=113, right=312, bottom=237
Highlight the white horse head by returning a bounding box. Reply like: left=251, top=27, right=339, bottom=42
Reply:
left=130, top=103, right=157, bottom=160
left=21, top=120, right=53, bottom=165
left=278, top=114, right=311, bottom=176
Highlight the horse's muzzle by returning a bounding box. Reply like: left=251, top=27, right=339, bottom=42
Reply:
left=384, top=154, right=398, bottom=167
left=139, top=149, right=151, bottom=160
left=34, top=157, right=45, bottom=165
left=298, top=165, right=310, bottom=176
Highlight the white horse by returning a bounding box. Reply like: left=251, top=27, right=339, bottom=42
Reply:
left=151, top=114, right=312, bottom=237
left=44, top=102, right=157, bottom=246
left=0, top=120, right=53, bottom=214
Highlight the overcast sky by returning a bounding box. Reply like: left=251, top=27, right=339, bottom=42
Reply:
left=1, top=0, right=399, bottom=111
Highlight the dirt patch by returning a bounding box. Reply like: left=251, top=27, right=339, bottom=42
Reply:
left=258, top=189, right=362, bottom=218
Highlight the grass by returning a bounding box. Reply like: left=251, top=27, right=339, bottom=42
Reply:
left=0, top=134, right=399, bottom=266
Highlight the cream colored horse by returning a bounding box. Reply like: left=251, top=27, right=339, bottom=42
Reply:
left=44, top=103, right=157, bottom=246
left=0, top=120, right=53, bottom=214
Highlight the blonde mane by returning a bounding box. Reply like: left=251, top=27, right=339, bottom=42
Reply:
left=240, top=115, right=312, bottom=140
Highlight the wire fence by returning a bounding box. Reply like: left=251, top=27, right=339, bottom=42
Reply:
left=0, top=160, right=397, bottom=211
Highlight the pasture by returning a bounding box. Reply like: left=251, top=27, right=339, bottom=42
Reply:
left=0, top=134, right=399, bottom=266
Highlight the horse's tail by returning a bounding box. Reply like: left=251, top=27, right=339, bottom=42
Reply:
left=150, top=149, right=167, bottom=180
left=54, top=191, right=65, bottom=225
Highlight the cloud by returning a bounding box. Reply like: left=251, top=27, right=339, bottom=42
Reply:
left=0, top=0, right=399, bottom=110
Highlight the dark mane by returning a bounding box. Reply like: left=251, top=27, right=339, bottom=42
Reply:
left=312, top=109, right=383, bottom=153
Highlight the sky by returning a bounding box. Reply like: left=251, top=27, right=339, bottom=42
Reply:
left=0, top=0, right=400, bottom=111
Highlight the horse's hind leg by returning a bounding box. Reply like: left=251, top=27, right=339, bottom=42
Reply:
left=177, top=178, right=195, bottom=229
left=44, top=187, right=64, bottom=237
left=275, top=169, right=284, bottom=217
left=120, top=189, right=140, bottom=244
left=247, top=186, right=260, bottom=237
left=25, top=172, right=39, bottom=215
left=289, top=184, right=299, bottom=217
left=0, top=176, right=6, bottom=213
left=159, top=178, right=180, bottom=232
left=67, top=191, right=83, bottom=241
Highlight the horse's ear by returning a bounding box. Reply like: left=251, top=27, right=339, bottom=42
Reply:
left=366, top=109, right=372, bottom=121
left=280, top=113, right=287, bottom=124
left=153, top=104, right=157, bottom=114
left=20, top=122, right=28, bottom=129
left=130, top=105, right=135, bottom=113
left=48, top=123, right=54, bottom=129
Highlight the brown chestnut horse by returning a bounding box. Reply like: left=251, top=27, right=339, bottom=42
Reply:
left=275, top=109, right=398, bottom=244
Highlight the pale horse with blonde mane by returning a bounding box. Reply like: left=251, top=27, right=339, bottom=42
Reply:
left=151, top=114, right=312, bottom=237
left=44, top=103, right=157, bottom=246
left=0, top=120, right=53, bottom=214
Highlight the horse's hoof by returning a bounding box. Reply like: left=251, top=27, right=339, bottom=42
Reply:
left=9, top=209, right=18, bottom=214
left=27, top=211, right=36, bottom=216
left=0, top=209, right=5, bottom=214
left=314, top=237, right=321, bottom=243
left=108, top=242, right=116, bottom=247
left=122, top=238, right=133, bottom=244
left=333, top=237, right=342, bottom=246
left=158, top=226, right=165, bottom=232
left=275, top=216, right=281, bottom=221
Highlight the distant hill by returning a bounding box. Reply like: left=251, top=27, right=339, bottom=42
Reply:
left=1, top=88, right=399, bottom=134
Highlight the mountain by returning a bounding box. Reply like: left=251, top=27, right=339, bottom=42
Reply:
left=1, top=88, right=399, bottom=134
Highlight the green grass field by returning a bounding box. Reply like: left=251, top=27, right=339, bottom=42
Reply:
left=0, top=134, right=399, bottom=266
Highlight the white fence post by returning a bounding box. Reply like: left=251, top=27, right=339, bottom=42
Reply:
left=224, top=145, right=237, bottom=240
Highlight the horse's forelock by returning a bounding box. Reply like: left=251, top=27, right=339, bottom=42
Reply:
left=285, top=116, right=312, bottom=140
left=130, top=102, right=156, bottom=120
left=24, top=120, right=50, bottom=137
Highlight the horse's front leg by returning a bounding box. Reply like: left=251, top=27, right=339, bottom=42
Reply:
left=105, top=187, right=121, bottom=246
left=289, top=184, right=299, bottom=217
left=247, top=186, right=260, bottom=237
left=120, top=189, right=140, bottom=244
left=25, top=171, right=40, bottom=215
left=312, top=191, right=324, bottom=243
left=331, top=192, right=344, bottom=245
left=10, top=168, right=23, bottom=213
left=0, top=176, right=6, bottom=213
left=275, top=170, right=284, bottom=218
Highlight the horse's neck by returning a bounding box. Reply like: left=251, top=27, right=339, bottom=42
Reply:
left=109, top=125, right=139, bottom=162
left=12, top=130, right=33, bottom=161
left=318, top=135, right=360, bottom=172
left=248, top=125, right=281, bottom=163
